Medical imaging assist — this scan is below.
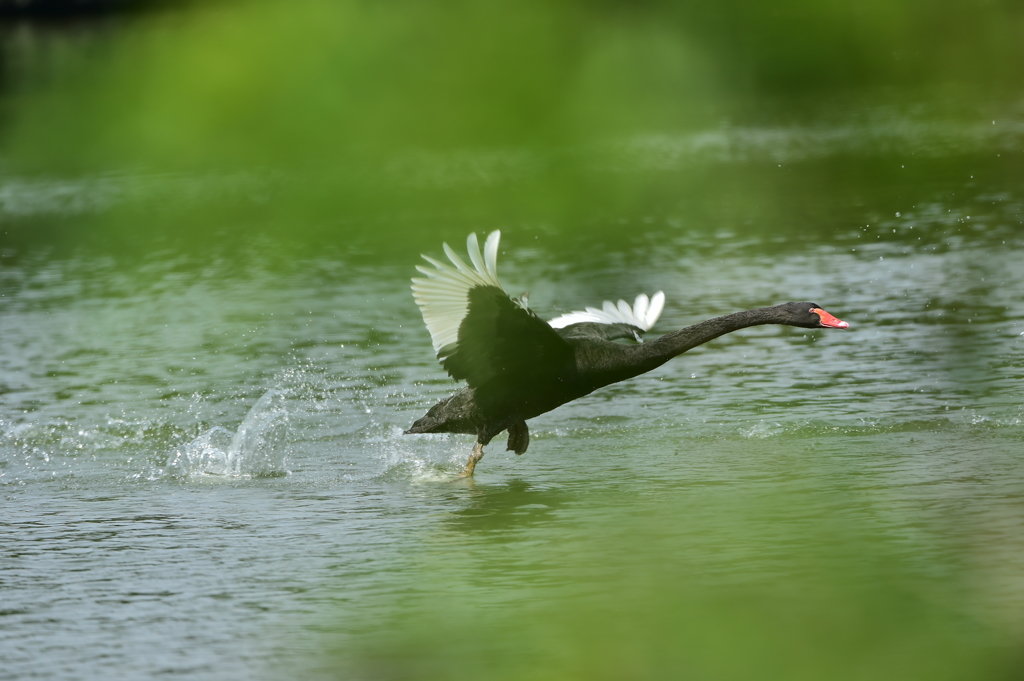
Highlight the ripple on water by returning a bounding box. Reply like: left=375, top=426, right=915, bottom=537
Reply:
left=3, top=165, right=1024, bottom=681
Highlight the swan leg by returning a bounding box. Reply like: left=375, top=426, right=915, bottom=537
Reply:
left=459, top=442, right=485, bottom=477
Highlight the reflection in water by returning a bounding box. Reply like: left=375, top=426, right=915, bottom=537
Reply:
left=445, top=479, right=570, bottom=533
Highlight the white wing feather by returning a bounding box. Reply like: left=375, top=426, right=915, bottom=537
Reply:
left=548, top=291, right=665, bottom=331
left=412, top=231, right=504, bottom=355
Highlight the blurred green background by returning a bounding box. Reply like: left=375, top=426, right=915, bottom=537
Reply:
left=2, top=0, right=1023, bottom=256
left=2, top=2, right=1024, bottom=679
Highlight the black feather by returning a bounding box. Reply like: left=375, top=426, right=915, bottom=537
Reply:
left=442, top=286, right=573, bottom=387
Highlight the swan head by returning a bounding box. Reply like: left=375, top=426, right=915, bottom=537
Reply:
left=783, top=302, right=850, bottom=329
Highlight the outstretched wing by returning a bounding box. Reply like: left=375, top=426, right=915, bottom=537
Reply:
left=411, top=231, right=573, bottom=390
left=548, top=291, right=665, bottom=338
left=412, top=230, right=503, bottom=358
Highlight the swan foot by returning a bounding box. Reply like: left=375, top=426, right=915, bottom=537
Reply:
left=457, top=442, right=485, bottom=478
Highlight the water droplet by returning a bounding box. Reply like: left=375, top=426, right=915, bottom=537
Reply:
left=895, top=212, right=901, bottom=217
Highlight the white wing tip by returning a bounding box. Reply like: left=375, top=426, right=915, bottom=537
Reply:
left=640, top=291, right=665, bottom=330
left=548, top=310, right=599, bottom=328
left=411, top=231, right=507, bottom=355
left=548, top=290, right=666, bottom=331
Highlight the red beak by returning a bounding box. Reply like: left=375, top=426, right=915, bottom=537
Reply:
left=811, top=307, right=849, bottom=329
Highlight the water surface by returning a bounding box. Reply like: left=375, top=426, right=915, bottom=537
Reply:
left=4, top=122, right=1024, bottom=677
left=2, top=11, right=1024, bottom=671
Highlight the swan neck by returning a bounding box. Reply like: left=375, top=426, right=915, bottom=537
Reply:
left=641, top=306, right=780, bottom=367
left=577, top=306, right=789, bottom=392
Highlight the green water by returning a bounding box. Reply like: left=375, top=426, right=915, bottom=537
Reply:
left=2, top=1, right=1024, bottom=679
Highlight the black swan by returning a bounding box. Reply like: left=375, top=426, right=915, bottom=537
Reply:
left=406, top=231, right=849, bottom=476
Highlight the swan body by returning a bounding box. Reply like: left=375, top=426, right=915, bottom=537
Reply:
left=406, top=231, right=848, bottom=476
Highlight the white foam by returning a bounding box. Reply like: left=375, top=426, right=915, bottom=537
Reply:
left=164, top=389, right=291, bottom=479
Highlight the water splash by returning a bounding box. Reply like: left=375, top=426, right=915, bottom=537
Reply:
left=370, top=427, right=464, bottom=483
left=741, top=421, right=786, bottom=439
left=165, top=389, right=291, bottom=479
